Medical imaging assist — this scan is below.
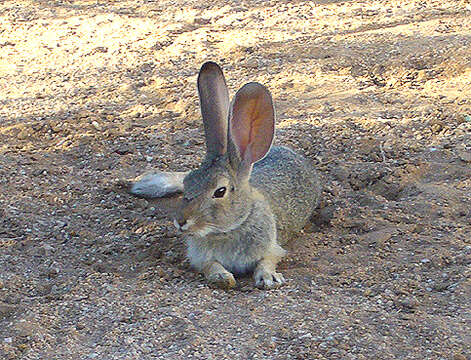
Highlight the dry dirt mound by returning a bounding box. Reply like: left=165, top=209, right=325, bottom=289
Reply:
left=1, top=1, right=470, bottom=359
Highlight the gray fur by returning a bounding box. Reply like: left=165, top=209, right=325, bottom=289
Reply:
left=128, top=62, right=321, bottom=289
left=251, top=146, right=320, bottom=245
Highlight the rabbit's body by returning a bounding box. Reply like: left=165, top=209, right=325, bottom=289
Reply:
left=185, top=145, right=319, bottom=281
left=250, top=146, right=320, bottom=245
left=129, top=62, right=320, bottom=289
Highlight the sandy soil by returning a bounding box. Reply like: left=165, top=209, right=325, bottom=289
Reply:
left=1, top=0, right=471, bottom=359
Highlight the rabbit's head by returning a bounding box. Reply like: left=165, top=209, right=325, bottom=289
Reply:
left=174, top=62, right=275, bottom=236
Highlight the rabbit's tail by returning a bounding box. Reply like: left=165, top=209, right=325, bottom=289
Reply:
left=127, top=171, right=186, bottom=198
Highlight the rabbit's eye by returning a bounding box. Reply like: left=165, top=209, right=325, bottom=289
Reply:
left=213, top=187, right=226, bottom=198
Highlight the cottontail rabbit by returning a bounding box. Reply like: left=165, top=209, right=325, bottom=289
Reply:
left=129, top=62, right=320, bottom=289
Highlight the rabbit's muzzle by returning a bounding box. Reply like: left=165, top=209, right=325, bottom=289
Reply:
left=174, top=198, right=199, bottom=232
left=175, top=217, right=187, bottom=229
left=173, top=217, right=194, bottom=232
left=174, top=211, right=190, bottom=232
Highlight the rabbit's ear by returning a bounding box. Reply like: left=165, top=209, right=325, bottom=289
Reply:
left=228, top=82, right=275, bottom=176
left=197, top=62, right=230, bottom=157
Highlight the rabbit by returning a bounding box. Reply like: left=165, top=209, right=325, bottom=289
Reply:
left=129, top=61, right=320, bottom=289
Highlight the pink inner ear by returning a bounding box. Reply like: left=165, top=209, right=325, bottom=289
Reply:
left=230, top=83, right=275, bottom=164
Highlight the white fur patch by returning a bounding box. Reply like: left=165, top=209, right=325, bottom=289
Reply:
left=173, top=219, right=181, bottom=231
left=194, top=225, right=215, bottom=237
left=181, top=219, right=195, bottom=232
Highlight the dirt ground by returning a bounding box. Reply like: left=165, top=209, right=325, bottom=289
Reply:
left=1, top=0, right=471, bottom=359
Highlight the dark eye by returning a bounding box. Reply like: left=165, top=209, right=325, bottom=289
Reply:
left=213, top=187, right=226, bottom=198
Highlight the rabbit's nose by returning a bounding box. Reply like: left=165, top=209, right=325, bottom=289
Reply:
left=174, top=217, right=187, bottom=230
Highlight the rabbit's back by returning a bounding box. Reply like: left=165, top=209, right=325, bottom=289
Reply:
left=251, top=146, right=320, bottom=244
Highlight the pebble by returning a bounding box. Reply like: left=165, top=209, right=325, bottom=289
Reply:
left=458, top=150, right=471, bottom=163
left=0, top=302, right=17, bottom=319
left=91, top=121, right=101, bottom=131
left=115, top=145, right=132, bottom=155
left=244, top=57, right=259, bottom=69
left=17, top=129, right=30, bottom=140
left=398, top=297, right=418, bottom=309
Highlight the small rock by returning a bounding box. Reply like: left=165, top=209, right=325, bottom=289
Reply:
left=193, top=17, right=211, bottom=25
left=331, top=165, right=349, bottom=182
left=432, top=281, right=450, bottom=292
left=48, top=267, right=59, bottom=278
left=36, top=280, right=53, bottom=295
left=416, top=69, right=428, bottom=81
left=114, top=146, right=132, bottom=155
left=398, top=297, right=419, bottom=310
left=458, top=149, right=471, bottom=163
left=362, top=228, right=395, bottom=247
left=42, top=243, right=55, bottom=252
left=33, top=169, right=47, bottom=177
left=17, top=343, right=28, bottom=351
left=412, top=224, right=424, bottom=233
left=92, top=46, right=108, bottom=53
left=17, top=129, right=30, bottom=140
left=431, top=123, right=442, bottom=133
left=370, top=180, right=403, bottom=201
left=244, top=57, right=259, bottom=69
left=400, top=313, right=414, bottom=320
left=0, top=303, right=18, bottom=319
left=308, top=205, right=334, bottom=229
left=91, top=121, right=102, bottom=131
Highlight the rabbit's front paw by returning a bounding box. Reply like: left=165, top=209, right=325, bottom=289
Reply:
left=254, top=271, right=285, bottom=290
left=203, top=261, right=236, bottom=290
left=207, top=271, right=236, bottom=290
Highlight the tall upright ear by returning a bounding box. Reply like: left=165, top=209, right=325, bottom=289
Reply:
left=197, top=61, right=230, bottom=158
left=228, top=82, right=275, bottom=175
